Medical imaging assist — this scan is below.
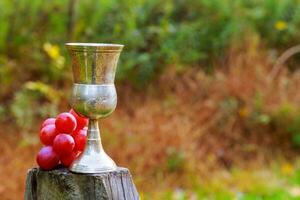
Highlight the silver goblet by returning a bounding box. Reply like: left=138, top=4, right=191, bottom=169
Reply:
left=66, top=43, right=124, bottom=173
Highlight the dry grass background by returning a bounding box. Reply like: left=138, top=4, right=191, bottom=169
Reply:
left=1, top=37, right=300, bottom=199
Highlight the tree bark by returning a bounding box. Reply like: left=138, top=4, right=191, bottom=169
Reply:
left=67, top=0, right=76, bottom=40
left=25, top=167, right=140, bottom=200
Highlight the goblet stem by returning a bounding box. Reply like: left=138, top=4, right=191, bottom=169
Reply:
left=69, top=118, right=117, bottom=173
left=87, top=119, right=103, bottom=152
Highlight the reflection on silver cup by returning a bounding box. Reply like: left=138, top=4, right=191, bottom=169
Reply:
left=71, top=84, right=117, bottom=119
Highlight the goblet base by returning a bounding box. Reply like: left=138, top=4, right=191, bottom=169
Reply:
left=69, top=119, right=117, bottom=173
left=69, top=150, right=117, bottom=173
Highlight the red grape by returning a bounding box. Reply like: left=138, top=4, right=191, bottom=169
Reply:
left=53, top=134, right=75, bottom=156
left=40, top=118, right=56, bottom=129
left=69, top=109, right=88, bottom=130
left=39, top=124, right=58, bottom=145
left=36, top=146, right=59, bottom=170
left=60, top=151, right=79, bottom=167
left=74, top=129, right=87, bottom=151
left=55, top=112, right=77, bottom=134
left=71, top=126, right=87, bottom=137
left=71, top=127, right=80, bottom=137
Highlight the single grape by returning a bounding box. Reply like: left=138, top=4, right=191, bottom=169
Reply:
left=69, top=109, right=88, bottom=130
left=53, top=134, right=75, bottom=156
left=36, top=146, right=59, bottom=170
left=39, top=124, right=58, bottom=145
left=60, top=151, right=79, bottom=167
left=55, top=112, right=77, bottom=134
left=74, top=129, right=87, bottom=152
left=40, top=118, right=56, bottom=130
left=71, top=126, right=87, bottom=137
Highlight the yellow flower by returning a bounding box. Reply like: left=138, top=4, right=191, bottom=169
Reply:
left=281, top=163, right=294, bottom=175
left=43, top=42, right=60, bottom=60
left=54, top=56, right=65, bottom=69
left=274, top=20, right=287, bottom=31
left=238, top=106, right=250, bottom=117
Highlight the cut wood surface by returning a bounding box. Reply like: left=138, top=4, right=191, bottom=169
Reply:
left=25, top=167, right=140, bottom=200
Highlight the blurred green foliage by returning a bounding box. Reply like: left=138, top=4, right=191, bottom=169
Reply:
left=142, top=162, right=300, bottom=199
left=10, top=81, right=61, bottom=130
left=1, top=0, right=300, bottom=84
left=0, top=0, right=300, bottom=129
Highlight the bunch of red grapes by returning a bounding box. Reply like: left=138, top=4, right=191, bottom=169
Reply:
left=36, top=109, right=89, bottom=170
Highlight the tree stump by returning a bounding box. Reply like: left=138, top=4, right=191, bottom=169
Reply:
left=25, top=167, right=140, bottom=200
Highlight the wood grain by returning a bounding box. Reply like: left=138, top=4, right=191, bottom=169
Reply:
left=25, top=167, right=139, bottom=200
